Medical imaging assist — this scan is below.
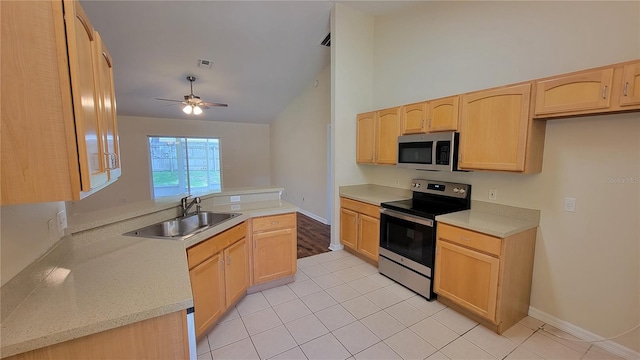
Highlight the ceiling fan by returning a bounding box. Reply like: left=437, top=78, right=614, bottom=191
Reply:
left=156, top=75, right=228, bottom=115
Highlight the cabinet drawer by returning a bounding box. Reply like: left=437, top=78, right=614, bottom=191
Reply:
left=252, top=213, right=296, bottom=232
left=187, top=222, right=247, bottom=269
left=437, top=223, right=501, bottom=257
left=340, top=197, right=380, bottom=219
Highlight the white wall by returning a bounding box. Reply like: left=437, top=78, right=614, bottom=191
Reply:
left=271, top=65, right=331, bottom=222
left=67, top=115, right=271, bottom=214
left=356, top=1, right=639, bottom=353
left=0, top=201, right=66, bottom=286
left=330, top=4, right=375, bottom=248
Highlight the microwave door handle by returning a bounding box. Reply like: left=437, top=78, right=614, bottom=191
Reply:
left=380, top=208, right=434, bottom=227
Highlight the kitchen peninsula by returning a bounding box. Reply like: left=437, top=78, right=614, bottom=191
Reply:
left=0, top=187, right=297, bottom=359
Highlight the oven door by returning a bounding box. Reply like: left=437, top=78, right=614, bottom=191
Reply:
left=379, top=208, right=435, bottom=270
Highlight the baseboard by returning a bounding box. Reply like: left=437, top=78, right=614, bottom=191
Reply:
left=528, top=306, right=640, bottom=360
left=328, top=243, right=344, bottom=251
left=297, top=209, right=328, bottom=224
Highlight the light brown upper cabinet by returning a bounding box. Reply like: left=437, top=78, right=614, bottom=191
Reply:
left=459, top=83, right=546, bottom=173
left=376, top=107, right=402, bottom=164
left=356, top=112, right=376, bottom=164
left=357, top=107, right=401, bottom=165
left=533, top=59, right=640, bottom=118
left=1, top=0, right=120, bottom=205
left=94, top=32, right=121, bottom=181
left=534, top=68, right=614, bottom=117
left=401, top=96, right=460, bottom=135
left=401, top=102, right=428, bottom=134
left=619, top=62, right=640, bottom=107
left=427, top=95, right=460, bottom=132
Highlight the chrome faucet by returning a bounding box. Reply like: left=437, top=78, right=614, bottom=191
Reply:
left=180, top=196, right=201, bottom=217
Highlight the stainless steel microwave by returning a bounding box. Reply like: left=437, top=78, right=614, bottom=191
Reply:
left=397, top=132, right=460, bottom=171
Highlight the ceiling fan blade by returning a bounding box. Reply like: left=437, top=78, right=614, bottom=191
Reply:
left=202, top=102, right=229, bottom=107
left=155, top=97, right=184, bottom=103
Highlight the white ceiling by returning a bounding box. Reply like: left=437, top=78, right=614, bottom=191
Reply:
left=81, top=1, right=416, bottom=124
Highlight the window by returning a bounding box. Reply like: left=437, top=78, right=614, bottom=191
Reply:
left=148, top=136, right=221, bottom=198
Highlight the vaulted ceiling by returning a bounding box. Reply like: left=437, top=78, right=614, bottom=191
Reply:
left=81, top=1, right=415, bottom=124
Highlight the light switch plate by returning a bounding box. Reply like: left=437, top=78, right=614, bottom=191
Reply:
left=230, top=195, right=241, bottom=203
left=564, top=197, right=576, bottom=212
left=57, top=210, right=67, bottom=236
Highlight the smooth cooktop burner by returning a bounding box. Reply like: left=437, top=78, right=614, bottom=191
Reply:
left=380, top=179, right=472, bottom=219
left=381, top=198, right=468, bottom=219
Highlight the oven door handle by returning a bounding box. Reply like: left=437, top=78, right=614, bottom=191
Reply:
left=380, top=208, right=434, bottom=227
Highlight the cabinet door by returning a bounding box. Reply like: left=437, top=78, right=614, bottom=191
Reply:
left=459, top=84, right=531, bottom=171
left=356, top=112, right=376, bottom=164
left=340, top=208, right=358, bottom=251
left=534, top=68, right=613, bottom=117
left=0, top=0, right=78, bottom=205
left=427, top=96, right=460, bottom=132
left=402, top=102, right=427, bottom=134
left=620, top=63, right=640, bottom=107
left=64, top=0, right=108, bottom=191
left=376, top=107, right=401, bottom=164
left=224, top=238, right=248, bottom=306
left=253, top=228, right=296, bottom=284
left=434, top=241, right=499, bottom=322
left=94, top=32, right=121, bottom=181
left=189, top=254, right=225, bottom=338
left=358, top=214, right=380, bottom=262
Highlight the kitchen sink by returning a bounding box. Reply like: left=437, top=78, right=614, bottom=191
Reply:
left=124, top=211, right=241, bottom=240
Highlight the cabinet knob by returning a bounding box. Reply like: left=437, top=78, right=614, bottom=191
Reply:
left=602, top=85, right=608, bottom=99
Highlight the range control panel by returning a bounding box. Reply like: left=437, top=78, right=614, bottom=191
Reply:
left=411, top=179, right=470, bottom=199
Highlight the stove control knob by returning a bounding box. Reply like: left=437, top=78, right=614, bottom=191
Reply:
left=453, top=188, right=459, bottom=193
left=414, top=183, right=421, bottom=188
left=459, top=188, right=466, bottom=195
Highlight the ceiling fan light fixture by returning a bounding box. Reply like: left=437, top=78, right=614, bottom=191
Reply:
left=182, top=104, right=193, bottom=114
left=193, top=105, right=203, bottom=115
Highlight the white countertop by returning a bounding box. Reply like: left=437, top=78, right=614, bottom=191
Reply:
left=0, top=199, right=297, bottom=358
left=339, top=184, right=411, bottom=205
left=436, top=207, right=539, bottom=238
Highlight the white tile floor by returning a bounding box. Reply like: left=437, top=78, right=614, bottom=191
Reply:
left=197, top=250, right=623, bottom=360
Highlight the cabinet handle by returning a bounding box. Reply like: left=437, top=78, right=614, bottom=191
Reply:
left=623, top=82, right=629, bottom=97
left=428, top=119, right=432, bottom=129
left=602, top=85, right=608, bottom=99
left=227, top=255, right=231, bottom=266
left=461, top=237, right=471, bottom=241
left=271, top=221, right=279, bottom=225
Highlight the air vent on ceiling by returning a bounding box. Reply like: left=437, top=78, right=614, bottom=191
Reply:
left=320, top=33, right=330, bottom=47
left=197, top=58, right=213, bottom=69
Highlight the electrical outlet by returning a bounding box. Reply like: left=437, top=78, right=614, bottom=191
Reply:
left=394, top=178, right=400, bottom=186
left=48, top=219, right=57, bottom=241
left=56, top=210, right=67, bottom=237
left=230, top=195, right=241, bottom=202
left=488, top=189, right=497, bottom=201
left=564, top=197, right=576, bottom=212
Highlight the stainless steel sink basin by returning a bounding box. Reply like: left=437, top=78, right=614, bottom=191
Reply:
left=124, top=211, right=241, bottom=240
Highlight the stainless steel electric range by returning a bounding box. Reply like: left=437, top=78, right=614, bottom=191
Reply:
left=379, top=179, right=471, bottom=300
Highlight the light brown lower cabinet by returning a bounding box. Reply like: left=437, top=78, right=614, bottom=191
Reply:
left=187, top=222, right=248, bottom=338
left=434, top=223, right=537, bottom=334
left=4, top=311, right=189, bottom=360
left=339, top=197, right=380, bottom=263
left=251, top=213, right=298, bottom=285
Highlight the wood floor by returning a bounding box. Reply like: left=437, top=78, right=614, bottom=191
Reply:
left=297, top=212, right=330, bottom=259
